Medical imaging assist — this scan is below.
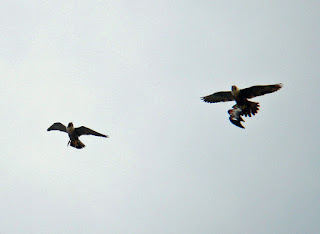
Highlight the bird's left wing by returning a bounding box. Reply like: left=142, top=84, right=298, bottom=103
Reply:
left=75, top=126, right=108, bottom=138
left=240, top=83, right=283, bottom=99
left=201, top=91, right=234, bottom=103
left=229, top=117, right=245, bottom=129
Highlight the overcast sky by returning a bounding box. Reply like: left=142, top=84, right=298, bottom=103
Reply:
left=1, top=0, right=320, bottom=233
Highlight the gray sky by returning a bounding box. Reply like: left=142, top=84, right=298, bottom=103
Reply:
left=1, top=0, right=319, bottom=233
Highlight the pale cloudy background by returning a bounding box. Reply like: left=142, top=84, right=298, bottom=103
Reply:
left=0, top=0, right=319, bottom=233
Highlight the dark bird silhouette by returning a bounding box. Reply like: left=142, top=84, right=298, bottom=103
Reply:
left=47, top=122, right=108, bottom=149
left=228, top=105, right=245, bottom=129
left=201, top=83, right=283, bottom=127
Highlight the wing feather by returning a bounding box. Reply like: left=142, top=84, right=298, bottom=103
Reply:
left=75, top=126, right=108, bottom=138
left=240, top=83, right=283, bottom=99
left=201, top=91, right=234, bottom=103
left=47, top=122, right=67, bottom=132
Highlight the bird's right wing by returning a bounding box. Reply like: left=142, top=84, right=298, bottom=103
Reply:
left=47, top=122, right=67, bottom=132
left=75, top=126, right=108, bottom=138
left=201, top=91, right=234, bottom=103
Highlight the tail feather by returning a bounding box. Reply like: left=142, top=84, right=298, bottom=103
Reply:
left=69, top=139, right=86, bottom=149
left=241, top=101, right=260, bottom=117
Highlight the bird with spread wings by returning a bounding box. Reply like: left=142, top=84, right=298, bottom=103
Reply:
left=201, top=83, right=283, bottom=128
left=47, top=122, right=108, bottom=149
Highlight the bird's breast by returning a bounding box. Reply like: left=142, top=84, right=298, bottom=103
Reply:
left=67, top=126, right=74, bottom=135
left=231, top=89, right=240, bottom=98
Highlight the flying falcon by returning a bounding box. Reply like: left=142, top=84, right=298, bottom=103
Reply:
left=228, top=105, right=245, bottom=129
left=47, top=122, right=108, bottom=149
left=201, top=83, right=283, bottom=126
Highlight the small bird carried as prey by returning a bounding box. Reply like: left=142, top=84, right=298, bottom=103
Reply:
left=201, top=83, right=283, bottom=128
left=47, top=122, right=108, bottom=149
left=228, top=105, right=245, bottom=129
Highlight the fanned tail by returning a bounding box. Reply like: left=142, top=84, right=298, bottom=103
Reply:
left=240, top=101, right=260, bottom=117
left=69, top=139, right=86, bottom=149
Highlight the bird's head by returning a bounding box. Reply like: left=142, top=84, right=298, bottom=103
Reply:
left=68, top=122, right=73, bottom=128
left=231, top=85, right=240, bottom=97
left=231, top=85, right=238, bottom=91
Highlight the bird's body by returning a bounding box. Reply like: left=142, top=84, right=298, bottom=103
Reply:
left=47, top=122, right=108, bottom=149
left=228, top=105, right=245, bottom=129
left=201, top=83, right=283, bottom=127
left=66, top=123, right=85, bottom=149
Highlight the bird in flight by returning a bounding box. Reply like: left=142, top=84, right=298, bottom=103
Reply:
left=201, top=83, right=283, bottom=127
left=47, top=122, right=108, bottom=149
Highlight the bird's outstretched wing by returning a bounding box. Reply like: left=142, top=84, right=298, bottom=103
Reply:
left=75, top=126, right=108, bottom=138
left=47, top=122, right=67, bottom=132
left=240, top=83, right=283, bottom=99
left=229, top=117, right=245, bottom=129
left=201, top=91, right=234, bottom=103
